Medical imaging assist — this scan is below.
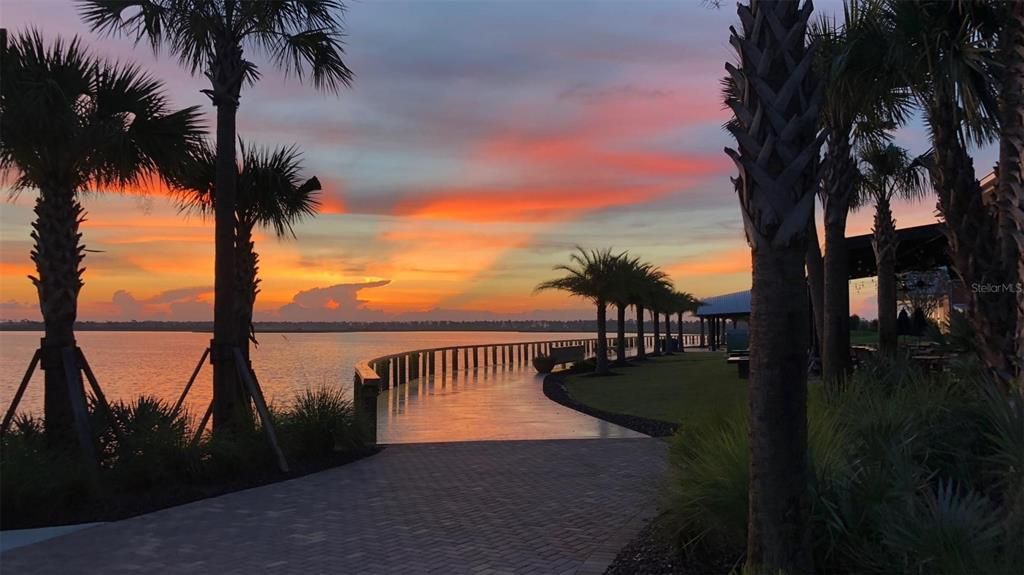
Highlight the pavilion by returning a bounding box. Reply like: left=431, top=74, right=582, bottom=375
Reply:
left=695, top=290, right=750, bottom=350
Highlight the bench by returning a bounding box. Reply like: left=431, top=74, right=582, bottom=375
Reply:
left=550, top=345, right=585, bottom=365
left=727, top=354, right=749, bottom=379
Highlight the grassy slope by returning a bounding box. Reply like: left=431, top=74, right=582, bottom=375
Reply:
left=563, top=353, right=747, bottom=426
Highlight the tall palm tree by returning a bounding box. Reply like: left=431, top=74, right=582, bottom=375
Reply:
left=884, top=0, right=1015, bottom=387
left=175, top=142, right=321, bottom=362
left=608, top=253, right=644, bottom=366
left=632, top=264, right=670, bottom=361
left=674, top=291, right=701, bottom=353
left=857, top=143, right=929, bottom=357
left=996, top=1, right=1024, bottom=388
left=0, top=30, right=203, bottom=449
left=642, top=272, right=674, bottom=359
left=535, top=247, right=621, bottom=375
left=812, top=0, right=911, bottom=384
left=79, top=0, right=354, bottom=429
left=725, top=0, right=824, bottom=570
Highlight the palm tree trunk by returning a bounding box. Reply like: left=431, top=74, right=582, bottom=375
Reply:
left=595, top=301, right=609, bottom=375
left=31, top=188, right=88, bottom=450
left=650, top=308, right=661, bottom=357
left=998, top=1, right=1024, bottom=388
left=748, top=246, right=812, bottom=572
left=211, top=44, right=246, bottom=433
left=725, top=1, right=819, bottom=570
left=806, top=214, right=825, bottom=357
left=635, top=304, right=646, bottom=360
left=615, top=303, right=628, bottom=365
left=822, top=134, right=855, bottom=384
left=236, top=221, right=258, bottom=364
left=677, top=312, right=686, bottom=353
left=873, top=196, right=899, bottom=357
left=663, top=312, right=673, bottom=354
left=931, top=96, right=1016, bottom=387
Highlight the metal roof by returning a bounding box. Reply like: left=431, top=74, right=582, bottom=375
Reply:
left=696, top=289, right=751, bottom=318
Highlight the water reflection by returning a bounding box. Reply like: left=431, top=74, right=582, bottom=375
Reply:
left=378, top=359, right=646, bottom=444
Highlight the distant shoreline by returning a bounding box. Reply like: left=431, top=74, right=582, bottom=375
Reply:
left=0, top=320, right=702, bottom=334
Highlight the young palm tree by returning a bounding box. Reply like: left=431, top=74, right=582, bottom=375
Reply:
left=175, top=142, right=321, bottom=363
left=812, top=0, right=911, bottom=384
left=725, top=0, right=824, bottom=570
left=535, top=248, right=621, bottom=375
left=857, top=143, right=929, bottom=357
left=79, top=0, right=354, bottom=429
left=0, top=30, right=202, bottom=449
left=884, top=0, right=1015, bottom=387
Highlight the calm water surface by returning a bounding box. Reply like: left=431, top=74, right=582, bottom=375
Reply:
left=0, top=331, right=594, bottom=418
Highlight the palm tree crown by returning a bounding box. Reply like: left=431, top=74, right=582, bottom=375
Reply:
left=77, top=0, right=354, bottom=96
left=534, top=247, right=622, bottom=305
left=177, top=142, right=321, bottom=237
left=1, top=29, right=203, bottom=194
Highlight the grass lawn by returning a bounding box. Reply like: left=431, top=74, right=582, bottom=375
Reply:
left=563, top=352, right=747, bottom=427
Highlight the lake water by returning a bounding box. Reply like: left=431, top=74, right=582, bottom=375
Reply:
left=0, top=330, right=595, bottom=419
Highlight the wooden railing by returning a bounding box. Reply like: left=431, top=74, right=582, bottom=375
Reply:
left=352, top=332, right=704, bottom=443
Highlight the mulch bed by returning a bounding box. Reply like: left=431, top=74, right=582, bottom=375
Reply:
left=541, top=369, right=679, bottom=438
left=605, top=519, right=739, bottom=575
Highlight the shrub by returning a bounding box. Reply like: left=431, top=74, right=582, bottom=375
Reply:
left=91, top=396, right=202, bottom=491
left=278, top=386, right=365, bottom=462
left=663, top=356, right=1020, bottom=573
left=0, top=415, right=94, bottom=528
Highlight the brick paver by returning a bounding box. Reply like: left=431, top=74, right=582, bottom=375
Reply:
left=2, top=438, right=667, bottom=574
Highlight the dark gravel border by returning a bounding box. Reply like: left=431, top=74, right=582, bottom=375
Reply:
left=542, top=369, right=679, bottom=438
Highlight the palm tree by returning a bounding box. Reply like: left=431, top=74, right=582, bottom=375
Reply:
left=79, top=0, right=354, bottom=429
left=175, top=142, right=321, bottom=363
left=631, top=263, right=670, bottom=362
left=725, top=0, right=824, bottom=570
left=812, top=0, right=911, bottom=384
left=883, top=0, right=1015, bottom=387
left=608, top=254, right=644, bottom=366
left=0, top=30, right=203, bottom=449
left=674, top=291, right=701, bottom=353
left=642, top=272, right=674, bottom=359
left=857, top=143, right=929, bottom=357
left=996, top=1, right=1023, bottom=388
left=535, top=247, right=621, bottom=375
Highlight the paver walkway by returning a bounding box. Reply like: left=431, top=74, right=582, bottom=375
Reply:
left=1, top=438, right=668, bottom=574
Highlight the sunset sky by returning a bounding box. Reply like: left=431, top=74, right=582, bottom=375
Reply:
left=0, top=0, right=998, bottom=322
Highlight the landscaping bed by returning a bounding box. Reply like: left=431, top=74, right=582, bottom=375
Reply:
left=1, top=387, right=378, bottom=530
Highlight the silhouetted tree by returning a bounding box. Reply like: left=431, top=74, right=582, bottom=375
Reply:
left=725, top=0, right=824, bottom=569
left=535, top=247, right=622, bottom=375
left=80, top=0, right=354, bottom=430
left=0, top=30, right=202, bottom=449
left=176, top=142, right=321, bottom=363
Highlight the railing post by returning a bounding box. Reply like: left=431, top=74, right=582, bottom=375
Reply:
left=354, top=365, right=380, bottom=445
left=472, top=346, right=479, bottom=368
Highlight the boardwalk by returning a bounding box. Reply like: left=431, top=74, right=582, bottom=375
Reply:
left=3, top=365, right=668, bottom=574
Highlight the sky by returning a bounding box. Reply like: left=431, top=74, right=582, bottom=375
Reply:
left=0, top=0, right=998, bottom=322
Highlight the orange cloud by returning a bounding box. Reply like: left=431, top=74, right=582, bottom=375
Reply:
left=394, top=183, right=675, bottom=223
left=667, top=247, right=751, bottom=277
